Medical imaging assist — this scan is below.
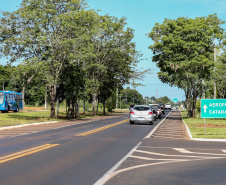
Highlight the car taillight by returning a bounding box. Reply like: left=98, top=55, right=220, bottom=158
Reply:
left=163, top=106, right=164, bottom=109
left=153, top=111, right=156, bottom=114
left=148, top=112, right=152, bottom=115
left=130, top=111, right=135, bottom=115
left=159, top=109, right=161, bottom=112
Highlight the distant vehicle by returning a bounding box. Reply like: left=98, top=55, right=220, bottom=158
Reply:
left=0, top=91, right=23, bottom=113
left=156, top=103, right=165, bottom=115
left=165, top=103, right=172, bottom=110
left=152, top=104, right=162, bottom=119
left=148, top=104, right=156, bottom=120
left=130, top=105, right=154, bottom=125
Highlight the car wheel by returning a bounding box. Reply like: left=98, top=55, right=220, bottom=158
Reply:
left=150, top=121, right=154, bottom=125
left=130, top=120, right=134, bottom=124
left=154, top=117, right=156, bottom=121
left=5, top=106, right=9, bottom=113
left=159, top=115, right=161, bottom=119
left=14, top=106, right=19, bottom=112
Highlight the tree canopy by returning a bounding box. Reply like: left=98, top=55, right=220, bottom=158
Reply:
left=148, top=14, right=225, bottom=117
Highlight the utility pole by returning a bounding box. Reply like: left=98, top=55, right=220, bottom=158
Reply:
left=116, top=84, right=118, bottom=109
left=214, top=38, right=217, bottom=99
left=202, top=80, right=205, bottom=99
left=156, top=88, right=158, bottom=99
left=45, top=85, right=47, bottom=109
left=119, top=94, right=122, bottom=109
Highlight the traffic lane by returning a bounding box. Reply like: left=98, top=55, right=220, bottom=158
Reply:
left=0, top=113, right=126, bottom=139
left=0, top=113, right=129, bottom=157
left=103, top=138, right=226, bottom=185
left=0, top=110, right=169, bottom=157
left=0, top=113, right=164, bottom=185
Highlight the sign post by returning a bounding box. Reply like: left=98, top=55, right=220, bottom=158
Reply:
left=201, top=99, right=226, bottom=135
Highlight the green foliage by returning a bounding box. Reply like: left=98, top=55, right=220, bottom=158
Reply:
left=0, top=65, right=11, bottom=90
left=0, top=0, right=145, bottom=117
left=149, top=14, right=225, bottom=117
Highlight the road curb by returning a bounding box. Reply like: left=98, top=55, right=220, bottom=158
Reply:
left=182, top=117, right=226, bottom=142
left=182, top=119, right=193, bottom=140
left=0, top=121, right=60, bottom=131
left=0, top=114, right=123, bottom=131
left=145, top=111, right=172, bottom=139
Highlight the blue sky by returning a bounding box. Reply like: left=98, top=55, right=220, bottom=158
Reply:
left=1, top=0, right=226, bottom=101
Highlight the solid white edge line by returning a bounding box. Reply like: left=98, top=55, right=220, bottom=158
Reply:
left=94, top=144, right=139, bottom=185
left=182, top=118, right=193, bottom=140
left=193, top=138, right=226, bottom=142
left=94, top=113, right=172, bottom=185
left=145, top=111, right=172, bottom=139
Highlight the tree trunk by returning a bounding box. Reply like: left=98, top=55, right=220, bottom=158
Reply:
left=86, top=101, right=89, bottom=116
left=92, top=92, right=97, bottom=116
left=83, top=97, right=85, bottom=114
left=96, top=98, right=99, bottom=115
left=103, top=102, right=106, bottom=115
left=191, top=91, right=198, bottom=118
left=22, top=86, right=26, bottom=106
left=50, top=85, right=56, bottom=118
left=75, top=99, right=79, bottom=117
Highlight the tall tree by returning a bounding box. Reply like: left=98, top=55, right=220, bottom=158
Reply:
left=0, top=0, right=87, bottom=117
left=149, top=14, right=225, bottom=117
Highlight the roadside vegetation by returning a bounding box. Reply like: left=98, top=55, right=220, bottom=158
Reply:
left=0, top=0, right=150, bottom=118
left=149, top=14, right=226, bottom=118
left=0, top=105, right=121, bottom=128
left=181, top=110, right=226, bottom=139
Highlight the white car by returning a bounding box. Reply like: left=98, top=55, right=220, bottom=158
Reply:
left=130, top=105, right=154, bottom=125
left=165, top=103, right=172, bottom=110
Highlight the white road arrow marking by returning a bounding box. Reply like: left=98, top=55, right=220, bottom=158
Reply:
left=203, top=104, right=208, bottom=113
left=174, top=148, right=192, bottom=153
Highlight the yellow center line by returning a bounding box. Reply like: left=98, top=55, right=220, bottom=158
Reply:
left=76, top=119, right=129, bottom=137
left=0, top=144, right=59, bottom=164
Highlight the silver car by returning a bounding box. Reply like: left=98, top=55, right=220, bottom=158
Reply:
left=130, top=105, right=154, bottom=125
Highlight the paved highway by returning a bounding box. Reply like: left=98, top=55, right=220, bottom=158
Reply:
left=0, top=112, right=169, bottom=185
left=0, top=110, right=225, bottom=185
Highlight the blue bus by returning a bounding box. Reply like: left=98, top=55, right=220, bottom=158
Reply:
left=0, top=91, right=23, bottom=113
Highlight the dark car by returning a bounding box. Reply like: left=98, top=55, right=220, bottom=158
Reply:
left=156, top=103, right=165, bottom=115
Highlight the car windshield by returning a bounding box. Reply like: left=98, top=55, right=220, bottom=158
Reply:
left=153, top=106, right=159, bottom=109
left=134, top=106, right=150, bottom=111
left=0, top=93, right=4, bottom=105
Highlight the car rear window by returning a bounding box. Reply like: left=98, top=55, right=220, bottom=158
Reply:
left=153, top=106, right=159, bottom=109
left=134, top=106, right=150, bottom=111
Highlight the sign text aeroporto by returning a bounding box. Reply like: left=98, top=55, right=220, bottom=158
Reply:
left=201, top=99, right=226, bottom=118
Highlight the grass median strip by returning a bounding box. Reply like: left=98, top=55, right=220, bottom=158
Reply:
left=76, top=119, right=129, bottom=136
left=0, top=144, right=59, bottom=164
left=180, top=110, right=226, bottom=139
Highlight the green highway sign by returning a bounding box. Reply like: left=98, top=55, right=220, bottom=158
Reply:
left=201, top=99, right=226, bottom=118
left=173, top=98, right=178, bottom=101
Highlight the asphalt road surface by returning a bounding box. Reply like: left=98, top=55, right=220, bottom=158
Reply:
left=0, top=110, right=225, bottom=185
left=0, top=111, right=168, bottom=185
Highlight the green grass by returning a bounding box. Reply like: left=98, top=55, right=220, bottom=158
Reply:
left=180, top=110, right=226, bottom=139
left=0, top=110, right=112, bottom=128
